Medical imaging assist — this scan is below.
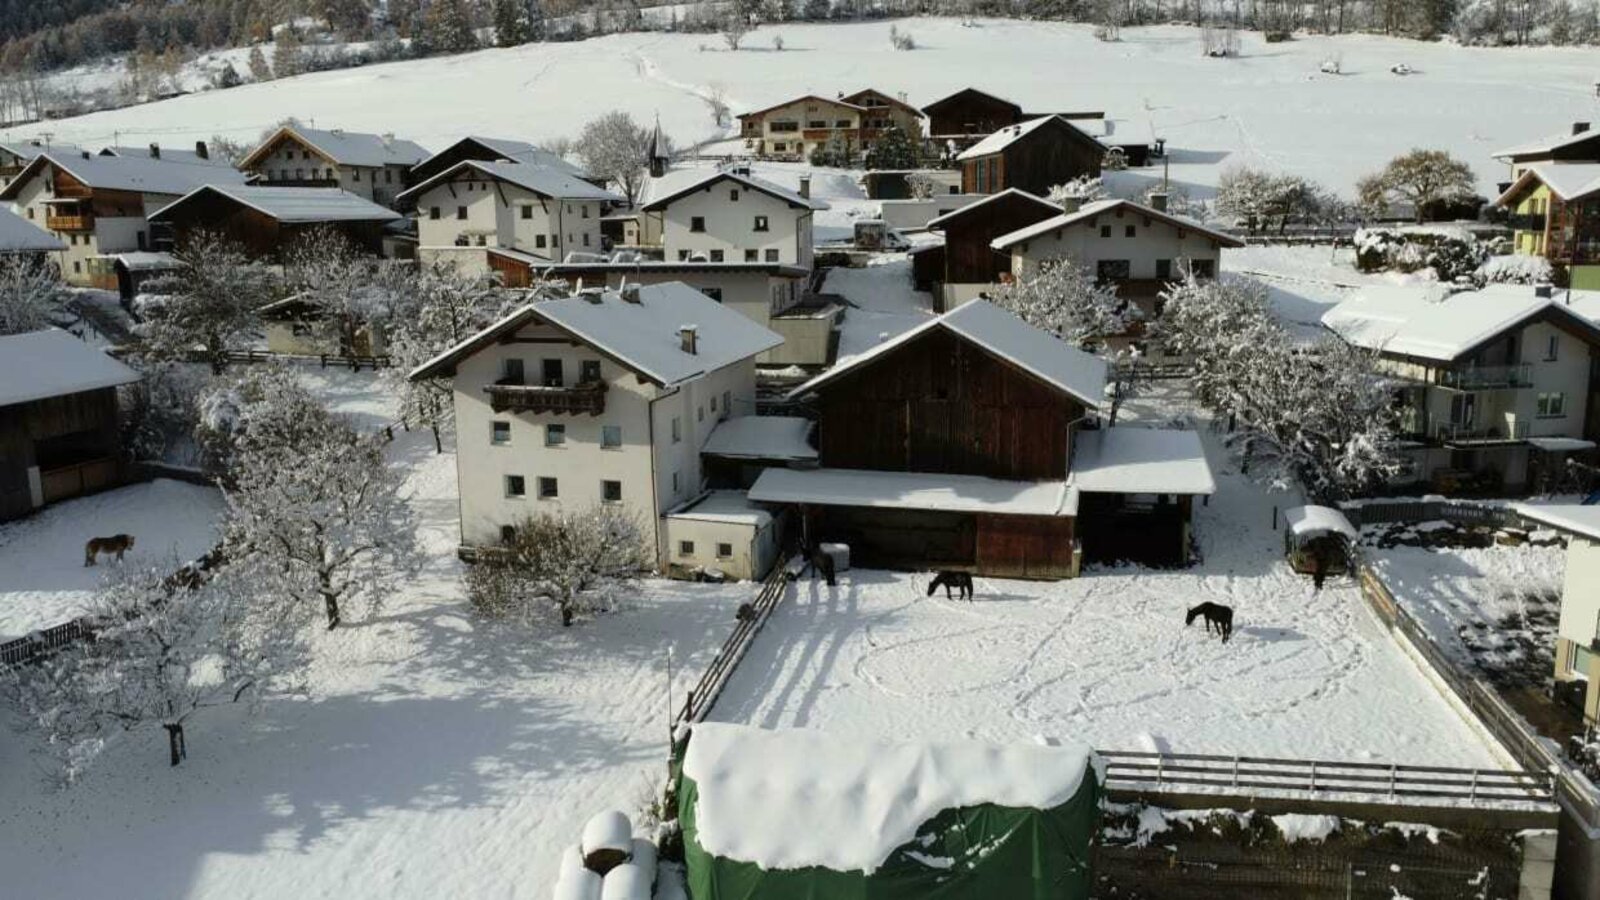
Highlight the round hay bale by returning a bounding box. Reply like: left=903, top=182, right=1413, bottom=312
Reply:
left=581, top=810, right=633, bottom=874
left=553, top=868, right=602, bottom=900
left=600, top=863, right=651, bottom=900
left=557, top=843, right=586, bottom=885
left=628, top=838, right=657, bottom=886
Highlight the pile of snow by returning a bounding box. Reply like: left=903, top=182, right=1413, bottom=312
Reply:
left=682, top=722, right=1100, bottom=874
left=1270, top=813, right=1342, bottom=843
left=1132, top=806, right=1252, bottom=847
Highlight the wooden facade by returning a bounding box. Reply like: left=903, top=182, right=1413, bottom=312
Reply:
left=961, top=118, right=1104, bottom=195
left=155, top=192, right=389, bottom=259
left=935, top=192, right=1060, bottom=287
left=0, top=387, right=125, bottom=521
left=923, top=88, right=1024, bottom=140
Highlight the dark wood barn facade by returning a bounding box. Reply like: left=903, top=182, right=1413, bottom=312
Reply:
left=922, top=88, right=1025, bottom=142
left=0, top=387, right=126, bottom=522
left=152, top=192, right=390, bottom=259
left=961, top=117, right=1105, bottom=195
left=930, top=191, right=1060, bottom=303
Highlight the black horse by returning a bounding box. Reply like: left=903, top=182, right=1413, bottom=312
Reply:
left=1185, top=602, right=1233, bottom=642
left=807, top=544, right=837, bottom=586
left=927, top=571, right=975, bottom=601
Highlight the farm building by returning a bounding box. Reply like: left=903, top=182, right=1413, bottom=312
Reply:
left=925, top=188, right=1063, bottom=311
left=0, top=330, right=140, bottom=522
left=956, top=116, right=1106, bottom=196
left=407, top=135, right=591, bottom=187
left=237, top=125, right=428, bottom=208
left=148, top=185, right=403, bottom=259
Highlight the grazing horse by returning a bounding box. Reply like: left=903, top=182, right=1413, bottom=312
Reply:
left=1185, top=602, right=1233, bottom=642
left=807, top=544, right=837, bottom=586
left=927, top=571, right=974, bottom=601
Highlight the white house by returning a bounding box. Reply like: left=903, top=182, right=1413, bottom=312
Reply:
left=639, top=169, right=827, bottom=271
left=1322, top=284, right=1600, bottom=492
left=395, top=160, right=623, bottom=273
left=1511, top=503, right=1600, bottom=726
left=409, top=282, right=786, bottom=578
left=238, top=125, right=429, bottom=208
left=0, top=150, right=247, bottom=286
left=408, top=135, right=592, bottom=186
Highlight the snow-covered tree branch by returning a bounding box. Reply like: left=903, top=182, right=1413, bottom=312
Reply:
left=0, top=255, right=71, bottom=335
left=576, top=110, right=654, bottom=207
left=466, top=507, right=651, bottom=628
left=136, top=231, right=277, bottom=374
left=988, top=257, right=1130, bottom=350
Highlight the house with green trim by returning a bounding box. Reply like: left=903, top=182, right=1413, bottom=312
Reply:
left=1492, top=124, right=1600, bottom=289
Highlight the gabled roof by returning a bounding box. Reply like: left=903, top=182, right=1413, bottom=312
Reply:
left=1068, top=427, right=1216, bottom=495
left=1496, top=162, right=1600, bottom=206
left=0, top=151, right=248, bottom=201
left=411, top=136, right=587, bottom=180
left=395, top=159, right=621, bottom=205
left=921, top=87, right=1024, bottom=117
left=736, top=93, right=866, bottom=121
left=1492, top=127, right=1600, bottom=161
left=410, top=281, right=783, bottom=387
left=0, top=140, right=82, bottom=162
left=639, top=169, right=829, bottom=212
left=1321, top=284, right=1600, bottom=362
left=150, top=185, right=403, bottom=224
left=925, top=188, right=1060, bottom=230
left=790, top=298, right=1107, bottom=408
left=839, top=88, right=923, bottom=117
left=702, top=416, right=817, bottom=461
left=240, top=126, right=428, bottom=170
left=99, top=145, right=234, bottom=168
left=0, top=205, right=65, bottom=253
left=990, top=198, right=1245, bottom=250
left=956, top=116, right=1103, bottom=161
left=0, top=329, right=140, bottom=407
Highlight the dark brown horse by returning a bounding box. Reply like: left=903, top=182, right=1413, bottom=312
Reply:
left=927, top=571, right=974, bottom=601
left=1186, top=602, right=1233, bottom=642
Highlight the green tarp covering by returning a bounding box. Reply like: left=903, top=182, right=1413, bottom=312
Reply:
left=676, top=753, right=1100, bottom=900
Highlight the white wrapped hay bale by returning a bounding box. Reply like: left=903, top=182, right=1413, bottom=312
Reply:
left=600, top=863, right=651, bottom=900
left=581, top=810, right=634, bottom=874
left=553, top=868, right=602, bottom=900
left=628, top=838, right=657, bottom=886
left=558, top=843, right=586, bottom=884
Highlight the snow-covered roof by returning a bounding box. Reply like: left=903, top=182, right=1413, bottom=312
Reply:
left=1497, top=162, right=1600, bottom=205
left=1526, top=436, right=1596, bottom=452
left=736, top=93, right=867, bottom=120
left=1069, top=427, right=1216, bottom=495
left=639, top=169, right=829, bottom=212
left=748, top=467, right=1079, bottom=517
left=791, top=298, right=1107, bottom=409
left=701, top=415, right=817, bottom=461
left=989, top=198, right=1244, bottom=251
left=0, top=329, right=141, bottom=407
left=666, top=490, right=773, bottom=527
left=955, top=116, right=1102, bottom=161
left=100, top=145, right=234, bottom=168
left=410, top=282, right=783, bottom=387
left=1491, top=127, right=1600, bottom=160
left=1320, top=284, right=1600, bottom=362
left=244, top=126, right=429, bottom=169
left=103, top=251, right=181, bottom=271
left=683, top=722, right=1099, bottom=874
left=0, top=205, right=65, bottom=253
left=396, top=159, right=621, bottom=205
left=925, top=188, right=1060, bottom=230
left=149, top=185, right=403, bottom=224
left=0, top=140, right=81, bottom=162
left=1284, top=505, right=1359, bottom=542
left=1512, top=503, right=1600, bottom=542
left=0, top=151, right=247, bottom=200
left=416, top=136, right=588, bottom=179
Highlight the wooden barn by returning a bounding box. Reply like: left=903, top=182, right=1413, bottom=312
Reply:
left=957, top=116, right=1106, bottom=196
left=922, top=88, right=1027, bottom=146
left=925, top=189, right=1062, bottom=311
left=0, top=330, right=140, bottom=522
left=149, top=185, right=402, bottom=259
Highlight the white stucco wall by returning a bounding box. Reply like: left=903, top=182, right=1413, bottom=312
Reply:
left=413, top=177, right=600, bottom=261
left=1007, top=213, right=1226, bottom=281
left=659, top=186, right=810, bottom=267
left=245, top=139, right=410, bottom=206
left=1515, top=321, right=1592, bottom=439
left=1559, top=537, right=1600, bottom=649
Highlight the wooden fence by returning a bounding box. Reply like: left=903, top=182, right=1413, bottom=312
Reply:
left=1101, top=749, right=1553, bottom=806
left=183, top=349, right=393, bottom=370
left=1340, top=499, right=1518, bottom=530
left=673, top=555, right=795, bottom=728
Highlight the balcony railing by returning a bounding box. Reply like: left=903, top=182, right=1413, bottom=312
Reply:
left=1433, top=420, right=1528, bottom=444
left=483, top=380, right=607, bottom=416
left=1506, top=213, right=1547, bottom=232
left=1438, top=363, right=1532, bottom=390
left=46, top=213, right=94, bottom=232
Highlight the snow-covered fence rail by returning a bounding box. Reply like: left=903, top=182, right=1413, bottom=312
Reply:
left=1225, top=226, right=1357, bottom=247
left=182, top=348, right=393, bottom=371
left=1339, top=499, right=1516, bottom=530
left=673, top=556, right=795, bottom=728
left=1100, top=750, right=1553, bottom=806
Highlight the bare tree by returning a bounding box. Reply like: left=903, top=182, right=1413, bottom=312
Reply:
left=722, top=12, right=750, bottom=49
left=576, top=110, right=654, bottom=206
left=466, top=507, right=651, bottom=627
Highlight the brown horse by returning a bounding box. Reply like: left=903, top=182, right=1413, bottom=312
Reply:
left=927, top=571, right=974, bottom=601
left=1185, top=602, right=1233, bottom=642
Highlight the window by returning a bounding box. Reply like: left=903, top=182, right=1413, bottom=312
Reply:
left=721, top=389, right=732, bottom=419
left=545, top=424, right=566, bottom=447
left=1124, top=225, right=1136, bottom=238
left=602, top=425, right=622, bottom=449
left=710, top=250, right=724, bottom=262
left=457, top=206, right=468, bottom=220
left=1545, top=334, right=1559, bottom=361
left=836, top=119, right=852, bottom=128
left=500, top=525, right=517, bottom=545
left=502, top=358, right=525, bottom=384
left=679, top=540, right=695, bottom=556
left=764, top=249, right=779, bottom=262
left=505, top=475, right=526, bottom=498
left=770, top=121, right=799, bottom=133
left=1537, top=392, right=1567, bottom=418
left=698, top=406, right=705, bottom=423
left=773, top=142, right=786, bottom=152
left=701, top=287, right=723, bottom=302
left=353, top=170, right=361, bottom=182
left=1099, top=225, right=1112, bottom=238
left=538, top=477, right=558, bottom=499
left=491, top=421, right=511, bottom=445
left=580, top=360, right=602, bottom=383
left=710, top=395, right=717, bottom=412
left=808, top=119, right=827, bottom=129
left=73, top=261, right=81, bottom=274
left=1189, top=259, right=1216, bottom=279
left=1156, top=259, right=1173, bottom=280
left=386, top=170, right=393, bottom=184
left=672, top=471, right=681, bottom=494
left=429, top=207, right=440, bottom=220
left=716, top=542, right=733, bottom=559
left=671, top=417, right=682, bottom=443
left=541, top=358, right=563, bottom=387
left=551, top=233, right=560, bottom=246
left=581, top=205, right=590, bottom=218
left=295, top=168, right=304, bottom=180
left=475, top=235, right=487, bottom=247
left=745, top=249, right=759, bottom=262
left=730, top=189, right=740, bottom=201
left=691, top=216, right=706, bottom=233
left=521, top=205, right=533, bottom=219
left=601, top=480, right=623, bottom=503
left=582, top=233, right=590, bottom=246
left=536, top=234, right=547, bottom=248
left=1096, top=260, right=1131, bottom=283
left=753, top=215, right=769, bottom=232
left=1450, top=393, right=1477, bottom=427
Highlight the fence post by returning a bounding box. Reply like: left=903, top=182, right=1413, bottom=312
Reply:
left=1231, top=755, right=1239, bottom=789
left=1156, top=753, right=1164, bottom=786
left=1469, top=769, right=1479, bottom=803
left=1309, top=760, right=1317, bottom=792
left=1388, top=764, right=1397, bottom=798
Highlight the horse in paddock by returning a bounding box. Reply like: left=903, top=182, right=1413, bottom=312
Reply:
left=807, top=544, right=837, bottom=586
left=926, top=571, right=974, bottom=601
left=1185, top=602, right=1233, bottom=643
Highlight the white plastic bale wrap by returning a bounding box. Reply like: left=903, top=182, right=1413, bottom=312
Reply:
left=581, top=809, right=633, bottom=873
left=627, top=838, right=657, bottom=885
left=558, top=843, right=586, bottom=884
left=599, top=862, right=651, bottom=900
left=553, top=868, right=602, bottom=900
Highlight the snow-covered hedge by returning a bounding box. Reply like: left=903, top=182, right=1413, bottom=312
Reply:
left=1354, top=227, right=1486, bottom=282
left=1477, top=254, right=1554, bottom=286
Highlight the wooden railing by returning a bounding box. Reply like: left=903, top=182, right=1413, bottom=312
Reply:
left=674, top=554, right=795, bottom=728
left=1101, top=750, right=1553, bottom=806
left=483, top=381, right=607, bottom=416
left=1338, top=498, right=1516, bottom=530
left=45, top=213, right=93, bottom=232
left=180, top=348, right=393, bottom=370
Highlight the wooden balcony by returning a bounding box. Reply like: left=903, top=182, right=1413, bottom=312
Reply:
left=46, top=213, right=94, bottom=231
left=483, top=380, right=607, bottom=416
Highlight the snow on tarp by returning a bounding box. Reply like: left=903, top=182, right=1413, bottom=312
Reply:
left=0, top=205, right=64, bottom=253
left=701, top=415, right=817, bottom=461
left=1285, top=505, right=1359, bottom=542
left=1512, top=503, right=1600, bottom=543
left=680, top=722, right=1101, bottom=875
left=0, top=329, right=140, bottom=407
left=748, top=467, right=1078, bottom=517
left=1069, top=427, right=1216, bottom=495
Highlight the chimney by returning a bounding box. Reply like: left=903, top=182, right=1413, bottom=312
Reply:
left=1535, top=282, right=1554, bottom=299
left=81, top=150, right=91, bottom=160
left=798, top=175, right=811, bottom=200
left=1575, top=122, right=1591, bottom=136
left=194, top=141, right=209, bottom=160
left=1148, top=191, right=1169, bottom=213
left=148, top=143, right=160, bottom=159
left=679, top=324, right=698, bottom=355
left=621, top=283, right=642, bottom=304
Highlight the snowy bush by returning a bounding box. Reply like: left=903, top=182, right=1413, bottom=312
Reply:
left=1047, top=175, right=1108, bottom=207
left=194, top=366, right=315, bottom=479
left=988, top=257, right=1129, bottom=350
left=0, top=255, right=72, bottom=335
left=889, top=24, right=916, bottom=50
left=1355, top=227, right=1487, bottom=281
left=466, top=507, right=651, bottom=628
left=137, top=230, right=277, bottom=374
left=1477, top=254, right=1554, bottom=286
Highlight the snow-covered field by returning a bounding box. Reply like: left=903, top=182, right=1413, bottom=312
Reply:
left=0, top=479, right=225, bottom=641
left=12, top=19, right=1596, bottom=196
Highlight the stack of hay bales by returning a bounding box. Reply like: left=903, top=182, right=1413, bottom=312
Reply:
left=555, top=810, right=658, bottom=900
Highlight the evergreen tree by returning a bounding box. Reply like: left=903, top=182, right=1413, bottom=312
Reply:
left=492, top=0, right=534, bottom=46
left=271, top=25, right=302, bottom=78
left=863, top=123, right=920, bottom=169
left=247, top=44, right=272, bottom=81
left=423, top=0, right=479, bottom=55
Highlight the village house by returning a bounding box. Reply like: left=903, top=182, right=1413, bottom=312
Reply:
left=838, top=88, right=925, bottom=144
left=639, top=168, right=827, bottom=270
left=0, top=149, right=248, bottom=287
left=920, top=188, right=1063, bottom=311
left=1322, top=284, right=1600, bottom=493
left=736, top=94, right=867, bottom=160
left=0, top=330, right=141, bottom=522
left=920, top=88, right=1149, bottom=161
left=0, top=204, right=65, bottom=262
left=148, top=184, right=403, bottom=259
left=749, top=298, right=1214, bottom=576
left=1492, top=122, right=1600, bottom=185
left=237, top=125, right=428, bottom=208
left=1496, top=162, right=1600, bottom=290
left=394, top=159, right=622, bottom=272
left=408, top=135, right=592, bottom=187
left=1, top=139, right=82, bottom=190
left=408, top=281, right=788, bottom=579
left=1510, top=504, right=1600, bottom=728
left=956, top=116, right=1106, bottom=196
